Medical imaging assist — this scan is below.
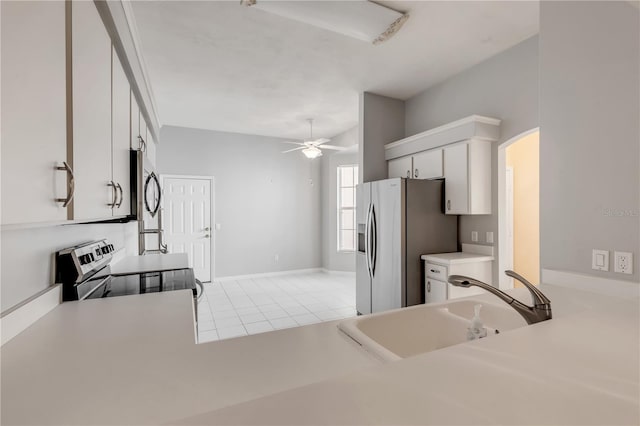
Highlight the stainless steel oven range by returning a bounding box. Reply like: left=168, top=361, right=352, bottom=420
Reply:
left=55, top=240, right=202, bottom=313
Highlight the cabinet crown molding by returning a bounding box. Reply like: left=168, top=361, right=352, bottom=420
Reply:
left=385, top=115, right=501, bottom=161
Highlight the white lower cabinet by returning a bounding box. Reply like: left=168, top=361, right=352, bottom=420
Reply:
left=1, top=0, right=69, bottom=225
left=424, top=256, right=493, bottom=302
left=425, top=278, right=448, bottom=304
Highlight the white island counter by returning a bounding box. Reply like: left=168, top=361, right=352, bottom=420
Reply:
left=1, top=281, right=638, bottom=425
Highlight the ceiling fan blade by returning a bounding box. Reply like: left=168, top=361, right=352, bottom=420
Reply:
left=281, top=141, right=305, bottom=146
left=312, top=138, right=331, bottom=146
left=282, top=146, right=306, bottom=153
left=319, top=144, right=347, bottom=151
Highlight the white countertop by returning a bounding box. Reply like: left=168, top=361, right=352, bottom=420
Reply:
left=422, top=251, right=494, bottom=264
left=172, top=285, right=640, bottom=425
left=107, top=253, right=190, bottom=275
left=2, top=281, right=638, bottom=425
left=0, top=291, right=378, bottom=425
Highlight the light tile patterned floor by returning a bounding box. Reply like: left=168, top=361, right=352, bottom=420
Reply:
left=197, top=272, right=356, bottom=343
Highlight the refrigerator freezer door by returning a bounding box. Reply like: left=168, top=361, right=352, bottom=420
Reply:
left=355, top=183, right=371, bottom=315
left=371, top=178, right=404, bottom=313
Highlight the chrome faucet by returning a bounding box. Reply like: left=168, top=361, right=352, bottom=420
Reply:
left=448, top=270, right=552, bottom=325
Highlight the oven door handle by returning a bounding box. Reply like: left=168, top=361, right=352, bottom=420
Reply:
left=195, top=278, right=204, bottom=301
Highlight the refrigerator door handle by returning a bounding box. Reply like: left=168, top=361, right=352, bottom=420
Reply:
left=370, top=204, right=377, bottom=277
left=364, top=203, right=373, bottom=278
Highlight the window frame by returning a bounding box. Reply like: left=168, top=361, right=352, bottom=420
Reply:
left=336, top=164, right=358, bottom=253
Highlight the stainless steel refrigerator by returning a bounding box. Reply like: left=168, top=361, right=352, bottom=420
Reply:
left=356, top=178, right=457, bottom=315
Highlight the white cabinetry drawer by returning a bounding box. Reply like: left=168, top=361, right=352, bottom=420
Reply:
left=425, top=262, right=448, bottom=282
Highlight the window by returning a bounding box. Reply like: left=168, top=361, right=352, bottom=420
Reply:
left=337, top=165, right=358, bottom=252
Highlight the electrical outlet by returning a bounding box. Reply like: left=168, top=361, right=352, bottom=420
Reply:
left=592, top=249, right=609, bottom=271
left=486, top=232, right=494, bottom=244
left=471, top=231, right=478, bottom=242
left=274, top=254, right=279, bottom=263
left=614, top=251, right=633, bottom=274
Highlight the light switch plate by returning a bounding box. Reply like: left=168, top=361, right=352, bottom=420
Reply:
left=592, top=249, right=609, bottom=271
left=471, top=231, right=478, bottom=242
left=486, top=232, right=494, bottom=244
left=614, top=251, right=633, bottom=274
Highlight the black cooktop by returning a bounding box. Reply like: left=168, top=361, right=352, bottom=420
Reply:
left=85, top=269, right=196, bottom=299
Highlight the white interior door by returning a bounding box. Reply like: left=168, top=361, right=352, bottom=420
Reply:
left=163, top=176, right=213, bottom=282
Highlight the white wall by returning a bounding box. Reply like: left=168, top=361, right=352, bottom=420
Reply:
left=404, top=36, right=539, bottom=285
left=539, top=1, right=639, bottom=283
left=158, top=125, right=322, bottom=278
left=321, top=127, right=358, bottom=272
left=359, top=92, right=405, bottom=183
left=1, top=222, right=138, bottom=312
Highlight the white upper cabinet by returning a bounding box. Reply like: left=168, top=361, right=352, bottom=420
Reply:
left=146, top=133, right=157, bottom=168
left=388, top=156, right=412, bottom=179
left=112, top=48, right=131, bottom=217
left=71, top=0, right=113, bottom=220
left=444, top=140, right=492, bottom=215
left=388, top=149, right=443, bottom=180
left=385, top=116, right=498, bottom=215
left=412, top=149, right=443, bottom=179
left=1, top=1, right=68, bottom=225
left=443, top=143, right=469, bottom=214
left=130, top=93, right=140, bottom=150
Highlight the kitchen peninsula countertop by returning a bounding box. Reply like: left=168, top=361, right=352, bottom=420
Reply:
left=1, top=281, right=638, bottom=425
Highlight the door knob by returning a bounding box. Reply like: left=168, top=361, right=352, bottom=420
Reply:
left=204, top=227, right=210, bottom=231
left=204, top=234, right=211, bottom=238
left=414, top=168, right=419, bottom=178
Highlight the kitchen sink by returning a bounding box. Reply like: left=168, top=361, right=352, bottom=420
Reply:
left=338, top=299, right=527, bottom=362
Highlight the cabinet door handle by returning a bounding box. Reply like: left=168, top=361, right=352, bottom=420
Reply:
left=427, top=281, right=431, bottom=292
left=447, top=200, right=451, bottom=211
left=414, top=168, right=419, bottom=178
left=55, top=161, right=75, bottom=207
left=406, top=170, right=410, bottom=178
left=108, top=181, right=117, bottom=207
left=115, top=183, right=123, bottom=208
left=138, top=135, right=146, bottom=152
left=430, top=269, right=439, bottom=274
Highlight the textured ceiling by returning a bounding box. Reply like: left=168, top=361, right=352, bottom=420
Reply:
left=132, top=1, right=539, bottom=140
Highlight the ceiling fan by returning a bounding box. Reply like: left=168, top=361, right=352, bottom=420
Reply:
left=282, top=119, right=347, bottom=159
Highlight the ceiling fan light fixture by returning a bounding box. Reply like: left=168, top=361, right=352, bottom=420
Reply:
left=302, top=146, right=322, bottom=159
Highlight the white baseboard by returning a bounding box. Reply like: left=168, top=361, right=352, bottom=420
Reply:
left=1, top=285, right=61, bottom=346
left=542, top=269, right=640, bottom=299
left=215, top=268, right=323, bottom=282
left=320, top=268, right=356, bottom=276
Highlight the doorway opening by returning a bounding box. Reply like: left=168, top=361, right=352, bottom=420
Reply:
left=498, top=129, right=540, bottom=289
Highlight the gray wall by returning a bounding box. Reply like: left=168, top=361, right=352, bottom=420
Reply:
left=539, top=1, right=640, bottom=282
left=321, top=126, right=358, bottom=272
left=1, top=222, right=138, bottom=312
left=158, top=125, right=322, bottom=278
left=404, top=36, right=539, bottom=285
left=359, top=92, right=405, bottom=183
